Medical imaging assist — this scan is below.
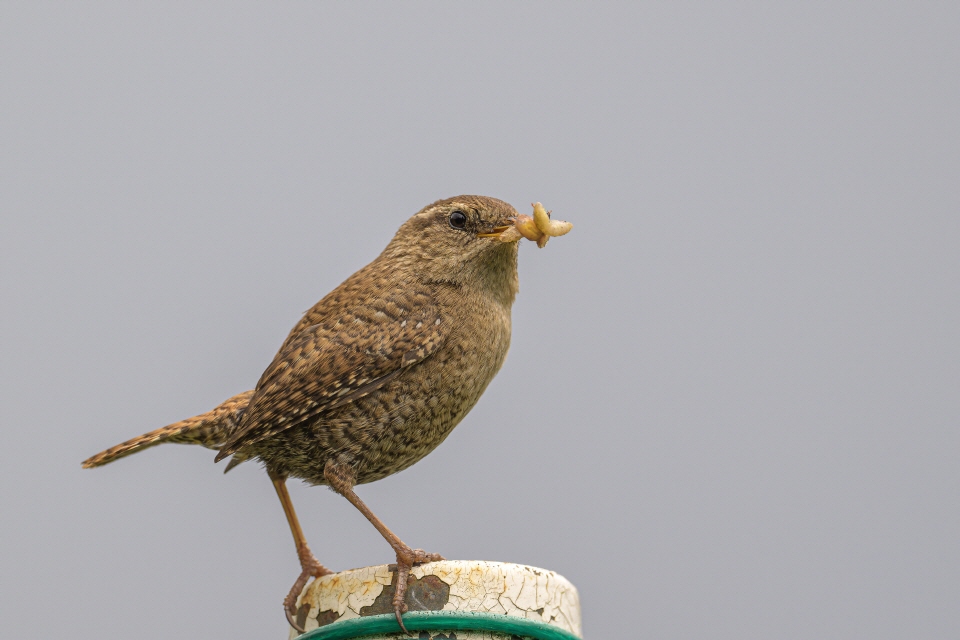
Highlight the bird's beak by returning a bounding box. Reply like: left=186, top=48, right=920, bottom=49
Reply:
left=477, top=223, right=515, bottom=239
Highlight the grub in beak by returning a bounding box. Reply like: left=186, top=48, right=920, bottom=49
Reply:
left=477, top=203, right=572, bottom=246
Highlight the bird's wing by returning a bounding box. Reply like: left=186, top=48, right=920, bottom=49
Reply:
left=214, top=294, right=445, bottom=461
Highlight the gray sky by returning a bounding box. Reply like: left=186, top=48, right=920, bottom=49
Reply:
left=2, top=3, right=958, bottom=639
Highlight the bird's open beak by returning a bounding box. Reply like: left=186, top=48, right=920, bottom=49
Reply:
left=477, top=223, right=515, bottom=239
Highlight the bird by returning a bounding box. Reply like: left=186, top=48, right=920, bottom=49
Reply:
left=83, top=195, right=528, bottom=634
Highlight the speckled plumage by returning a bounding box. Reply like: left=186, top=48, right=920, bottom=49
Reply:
left=83, top=195, right=524, bottom=632
left=218, top=195, right=519, bottom=484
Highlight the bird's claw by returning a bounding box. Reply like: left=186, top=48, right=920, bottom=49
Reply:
left=298, top=544, right=333, bottom=577
left=392, top=547, right=444, bottom=636
left=403, top=547, right=445, bottom=565
left=284, top=546, right=333, bottom=634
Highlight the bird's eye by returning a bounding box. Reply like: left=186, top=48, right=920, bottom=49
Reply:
left=449, top=210, right=467, bottom=230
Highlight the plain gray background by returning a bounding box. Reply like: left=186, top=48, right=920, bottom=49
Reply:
left=2, top=3, right=958, bottom=639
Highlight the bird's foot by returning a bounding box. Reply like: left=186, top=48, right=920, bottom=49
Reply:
left=284, top=545, right=333, bottom=634
left=392, top=546, right=444, bottom=635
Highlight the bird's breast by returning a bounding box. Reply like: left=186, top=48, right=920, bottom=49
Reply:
left=348, top=296, right=512, bottom=483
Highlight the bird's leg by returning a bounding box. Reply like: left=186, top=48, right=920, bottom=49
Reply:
left=324, top=460, right=443, bottom=634
left=271, top=475, right=333, bottom=633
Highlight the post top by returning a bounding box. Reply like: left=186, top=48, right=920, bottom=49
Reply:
left=292, top=560, right=581, bottom=639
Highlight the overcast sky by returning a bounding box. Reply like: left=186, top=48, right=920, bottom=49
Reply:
left=2, top=3, right=958, bottom=639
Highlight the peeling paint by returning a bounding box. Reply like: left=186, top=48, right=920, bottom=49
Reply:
left=290, top=561, right=581, bottom=639
left=359, top=573, right=450, bottom=617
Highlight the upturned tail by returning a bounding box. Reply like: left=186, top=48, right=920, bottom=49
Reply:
left=81, top=390, right=255, bottom=469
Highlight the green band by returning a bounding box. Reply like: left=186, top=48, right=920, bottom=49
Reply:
left=297, top=611, right=581, bottom=640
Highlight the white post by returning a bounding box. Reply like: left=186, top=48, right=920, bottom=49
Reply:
left=290, top=560, right=582, bottom=639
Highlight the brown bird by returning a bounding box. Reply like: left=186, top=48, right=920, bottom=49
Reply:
left=83, top=195, right=526, bottom=634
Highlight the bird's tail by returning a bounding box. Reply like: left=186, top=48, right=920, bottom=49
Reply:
left=81, top=390, right=255, bottom=469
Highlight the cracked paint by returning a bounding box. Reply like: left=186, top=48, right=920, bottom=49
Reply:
left=290, top=561, right=581, bottom=639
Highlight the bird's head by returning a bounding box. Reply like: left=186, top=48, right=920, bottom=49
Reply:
left=381, top=195, right=521, bottom=303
